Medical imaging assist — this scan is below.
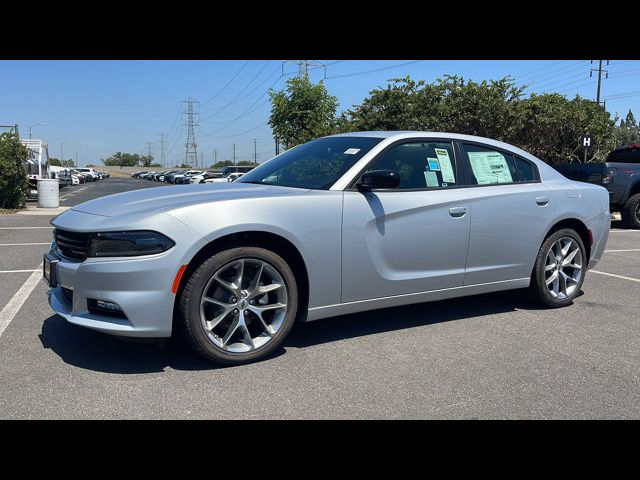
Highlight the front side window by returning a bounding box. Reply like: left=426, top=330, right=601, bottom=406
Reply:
left=362, top=141, right=458, bottom=190
left=238, top=136, right=382, bottom=190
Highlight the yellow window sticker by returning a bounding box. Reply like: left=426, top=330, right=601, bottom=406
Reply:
left=434, top=148, right=456, bottom=184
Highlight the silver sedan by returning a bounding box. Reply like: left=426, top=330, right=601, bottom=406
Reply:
left=44, top=132, right=610, bottom=365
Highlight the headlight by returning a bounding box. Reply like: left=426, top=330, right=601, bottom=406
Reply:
left=87, top=230, right=175, bottom=257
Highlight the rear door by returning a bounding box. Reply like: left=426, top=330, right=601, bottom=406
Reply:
left=457, top=141, right=555, bottom=285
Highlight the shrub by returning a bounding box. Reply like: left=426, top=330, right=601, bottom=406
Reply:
left=0, top=132, right=29, bottom=209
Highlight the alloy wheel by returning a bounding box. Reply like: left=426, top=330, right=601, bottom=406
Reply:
left=199, top=258, right=288, bottom=353
left=544, top=236, right=583, bottom=299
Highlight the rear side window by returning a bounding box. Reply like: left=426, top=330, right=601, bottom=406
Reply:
left=607, top=147, right=640, bottom=163
left=515, top=156, right=536, bottom=182
left=461, top=144, right=517, bottom=185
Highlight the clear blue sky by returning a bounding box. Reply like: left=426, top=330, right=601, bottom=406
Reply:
left=1, top=60, right=638, bottom=167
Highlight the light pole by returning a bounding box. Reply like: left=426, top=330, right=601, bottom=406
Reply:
left=61, top=141, right=69, bottom=163
left=29, top=122, right=47, bottom=140
left=75, top=151, right=79, bottom=167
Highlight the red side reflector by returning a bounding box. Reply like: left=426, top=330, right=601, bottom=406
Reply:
left=587, top=230, right=593, bottom=247
left=171, top=264, right=188, bottom=294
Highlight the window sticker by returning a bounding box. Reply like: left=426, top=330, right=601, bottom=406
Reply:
left=467, top=151, right=513, bottom=184
left=427, top=157, right=441, bottom=171
left=424, top=171, right=440, bottom=188
left=434, top=148, right=456, bottom=183
left=344, top=148, right=361, bottom=155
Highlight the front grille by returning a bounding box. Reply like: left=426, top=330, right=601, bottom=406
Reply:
left=61, top=286, right=73, bottom=304
left=54, top=229, right=89, bottom=261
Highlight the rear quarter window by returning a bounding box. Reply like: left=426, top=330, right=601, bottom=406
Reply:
left=607, top=148, right=640, bottom=163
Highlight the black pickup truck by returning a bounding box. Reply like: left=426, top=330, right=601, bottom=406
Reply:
left=553, top=144, right=640, bottom=229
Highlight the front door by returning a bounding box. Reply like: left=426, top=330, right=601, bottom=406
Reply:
left=341, top=139, right=471, bottom=303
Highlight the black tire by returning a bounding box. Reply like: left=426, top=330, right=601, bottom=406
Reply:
left=529, top=228, right=586, bottom=308
left=621, top=193, right=640, bottom=229
left=178, top=246, right=298, bottom=366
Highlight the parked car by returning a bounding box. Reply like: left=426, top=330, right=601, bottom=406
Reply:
left=553, top=143, right=640, bottom=228
left=191, top=171, right=223, bottom=184
left=56, top=171, right=72, bottom=187
left=131, top=171, right=148, bottom=178
left=70, top=170, right=85, bottom=184
left=205, top=172, right=245, bottom=183
left=174, top=170, right=204, bottom=184
left=45, top=132, right=610, bottom=365
left=74, top=167, right=100, bottom=181
left=220, top=165, right=256, bottom=176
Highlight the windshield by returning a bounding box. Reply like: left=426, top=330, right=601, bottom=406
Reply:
left=237, top=136, right=382, bottom=189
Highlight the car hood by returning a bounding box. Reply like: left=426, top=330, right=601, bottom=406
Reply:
left=70, top=183, right=309, bottom=217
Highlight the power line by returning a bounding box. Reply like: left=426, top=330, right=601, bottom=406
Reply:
left=512, top=60, right=568, bottom=80
left=201, top=65, right=281, bottom=123
left=201, top=60, right=273, bottom=121
left=517, top=60, right=587, bottom=84
left=326, top=60, right=424, bottom=80
left=201, top=60, right=250, bottom=107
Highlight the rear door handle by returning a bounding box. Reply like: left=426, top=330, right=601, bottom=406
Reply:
left=449, top=206, right=467, bottom=218
left=536, top=196, right=550, bottom=206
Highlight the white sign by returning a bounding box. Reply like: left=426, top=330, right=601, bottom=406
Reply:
left=434, top=148, right=456, bottom=184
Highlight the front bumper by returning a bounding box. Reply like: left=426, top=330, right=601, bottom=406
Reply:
left=46, top=248, right=178, bottom=337
left=45, top=210, right=208, bottom=338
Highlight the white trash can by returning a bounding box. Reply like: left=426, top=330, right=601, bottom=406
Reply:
left=37, top=179, right=60, bottom=208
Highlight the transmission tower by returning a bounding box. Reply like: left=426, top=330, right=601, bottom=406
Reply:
left=252, top=138, right=258, bottom=164
left=282, top=60, right=326, bottom=79
left=213, top=148, right=219, bottom=165
left=232, top=143, right=237, bottom=165
left=145, top=141, right=154, bottom=161
left=158, top=133, right=167, bottom=167
left=182, top=98, right=199, bottom=166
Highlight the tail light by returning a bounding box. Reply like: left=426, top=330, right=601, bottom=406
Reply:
left=602, top=167, right=617, bottom=184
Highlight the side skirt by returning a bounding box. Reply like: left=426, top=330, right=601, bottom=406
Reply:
left=304, top=277, right=531, bottom=322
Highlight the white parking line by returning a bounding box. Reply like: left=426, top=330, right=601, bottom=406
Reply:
left=0, top=269, right=40, bottom=274
left=0, top=243, right=50, bottom=246
left=604, top=249, right=640, bottom=253
left=0, top=264, right=43, bottom=338
left=0, top=227, right=53, bottom=230
left=590, top=270, right=640, bottom=283
left=60, top=185, right=88, bottom=199
left=609, top=230, right=640, bottom=233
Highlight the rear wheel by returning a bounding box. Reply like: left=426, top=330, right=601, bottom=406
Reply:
left=178, top=246, right=298, bottom=365
left=621, top=193, right=640, bottom=229
left=529, top=228, right=586, bottom=308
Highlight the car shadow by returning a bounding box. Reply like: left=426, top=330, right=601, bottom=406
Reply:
left=39, top=289, right=578, bottom=374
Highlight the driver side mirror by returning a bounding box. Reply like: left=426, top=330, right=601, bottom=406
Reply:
left=357, top=170, right=400, bottom=191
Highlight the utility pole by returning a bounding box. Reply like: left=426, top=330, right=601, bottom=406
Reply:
left=199, top=152, right=203, bottom=169
left=282, top=60, right=326, bottom=80
left=275, top=136, right=280, bottom=156
left=214, top=149, right=218, bottom=165
left=253, top=139, right=258, bottom=164
left=159, top=133, right=167, bottom=168
left=232, top=143, right=237, bottom=165
left=590, top=60, right=609, bottom=107
left=182, top=97, right=199, bottom=167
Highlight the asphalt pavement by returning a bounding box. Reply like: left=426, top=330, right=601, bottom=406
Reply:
left=0, top=178, right=638, bottom=419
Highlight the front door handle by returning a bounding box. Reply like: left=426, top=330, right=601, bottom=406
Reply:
left=536, top=196, right=550, bottom=206
left=449, top=206, right=467, bottom=218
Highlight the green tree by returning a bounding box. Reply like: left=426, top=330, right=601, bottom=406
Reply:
left=211, top=160, right=234, bottom=169
left=237, top=160, right=256, bottom=166
left=102, top=152, right=143, bottom=167
left=140, top=155, right=154, bottom=167
left=269, top=76, right=339, bottom=149
left=49, top=157, right=62, bottom=166
left=61, top=159, right=75, bottom=167
left=345, top=75, right=616, bottom=164
left=616, top=110, right=639, bottom=146
left=0, top=132, right=29, bottom=209
left=513, top=93, right=617, bottom=163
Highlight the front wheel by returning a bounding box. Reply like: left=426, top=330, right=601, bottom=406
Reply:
left=529, top=228, right=586, bottom=308
left=178, top=246, right=298, bottom=365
